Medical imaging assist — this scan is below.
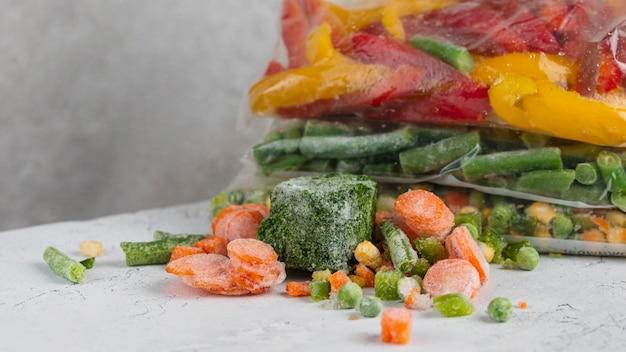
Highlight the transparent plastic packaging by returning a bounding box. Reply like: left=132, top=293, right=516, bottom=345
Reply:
left=244, top=0, right=626, bottom=147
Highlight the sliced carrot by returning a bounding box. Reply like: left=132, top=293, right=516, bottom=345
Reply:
left=226, top=264, right=272, bottom=294
left=241, top=203, right=270, bottom=218
left=211, top=205, right=242, bottom=235
left=229, top=256, right=287, bottom=287
left=328, top=270, right=351, bottom=293
left=167, top=253, right=250, bottom=295
left=444, top=225, right=490, bottom=284
left=169, top=246, right=205, bottom=262
left=226, top=238, right=278, bottom=265
left=381, top=308, right=412, bottom=345
left=422, top=258, right=481, bottom=298
left=194, top=236, right=228, bottom=256
left=225, top=209, right=266, bottom=241
left=286, top=281, right=311, bottom=297
left=395, top=189, right=455, bottom=241
left=354, top=263, right=376, bottom=287
left=590, top=216, right=610, bottom=233
left=443, top=190, right=470, bottom=214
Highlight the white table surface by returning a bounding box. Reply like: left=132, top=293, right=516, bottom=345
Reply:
left=2, top=201, right=626, bottom=352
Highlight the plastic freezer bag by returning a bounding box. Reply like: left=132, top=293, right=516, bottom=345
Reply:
left=244, top=0, right=626, bottom=147
left=246, top=117, right=626, bottom=210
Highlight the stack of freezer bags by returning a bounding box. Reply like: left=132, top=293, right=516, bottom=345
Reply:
left=234, top=0, right=626, bottom=255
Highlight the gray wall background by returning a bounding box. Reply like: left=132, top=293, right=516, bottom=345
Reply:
left=1, top=0, right=281, bottom=230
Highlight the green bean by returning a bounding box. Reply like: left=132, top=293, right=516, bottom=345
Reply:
left=299, top=126, right=418, bottom=159
left=258, top=154, right=308, bottom=176
left=303, top=119, right=354, bottom=137
left=120, top=236, right=206, bottom=266
left=335, top=159, right=364, bottom=174
left=300, top=159, right=335, bottom=173
left=574, top=162, right=600, bottom=185
left=409, top=36, right=474, bottom=73
left=558, top=142, right=601, bottom=167
left=43, top=246, right=86, bottom=283
left=413, top=237, right=448, bottom=264
left=153, top=231, right=206, bottom=242
left=516, top=169, right=576, bottom=194
left=336, top=282, right=363, bottom=309
left=433, top=293, right=475, bottom=317
left=415, top=126, right=466, bottom=143
left=358, top=296, right=383, bottom=318
left=487, top=297, right=513, bottom=322
left=362, top=162, right=403, bottom=176
left=597, top=150, right=626, bottom=192
left=561, top=183, right=609, bottom=205
left=310, top=280, right=331, bottom=302
left=374, top=269, right=403, bottom=301
left=461, top=147, right=563, bottom=181
left=79, top=258, right=95, bottom=269
left=399, top=131, right=480, bottom=175
left=252, top=139, right=301, bottom=165
left=380, top=220, right=418, bottom=274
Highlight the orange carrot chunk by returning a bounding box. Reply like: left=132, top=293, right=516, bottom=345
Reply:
left=422, top=258, right=481, bottom=298
left=170, top=246, right=205, bottom=262
left=381, top=308, right=412, bottom=345
left=286, top=281, right=312, bottom=297
left=194, top=236, right=228, bottom=256
left=395, top=189, right=455, bottom=241
left=226, top=238, right=278, bottom=265
left=445, top=225, right=490, bottom=284
left=328, top=270, right=351, bottom=293
left=355, top=263, right=376, bottom=287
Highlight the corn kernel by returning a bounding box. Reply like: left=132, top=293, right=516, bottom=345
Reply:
left=354, top=240, right=383, bottom=269
left=606, top=227, right=626, bottom=244
left=458, top=206, right=479, bottom=214
left=605, top=211, right=626, bottom=227
left=477, top=241, right=495, bottom=263
left=534, top=224, right=552, bottom=238
left=349, top=274, right=367, bottom=288
left=526, top=202, right=557, bottom=225
left=79, top=240, right=103, bottom=257
left=311, top=269, right=332, bottom=282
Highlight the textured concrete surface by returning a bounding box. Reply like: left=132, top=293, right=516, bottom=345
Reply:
left=1, top=0, right=281, bottom=230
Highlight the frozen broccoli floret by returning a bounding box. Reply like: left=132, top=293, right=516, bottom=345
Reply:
left=257, top=173, right=377, bottom=272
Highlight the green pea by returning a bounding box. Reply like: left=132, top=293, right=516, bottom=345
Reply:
left=516, top=246, right=539, bottom=271
left=487, top=297, right=513, bottom=322
left=337, top=282, right=363, bottom=309
left=359, top=296, right=383, bottom=318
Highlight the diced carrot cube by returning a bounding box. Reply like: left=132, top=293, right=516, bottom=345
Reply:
left=194, top=236, right=228, bottom=256
left=286, top=281, right=311, bottom=297
left=328, top=270, right=351, bottom=293
left=381, top=308, right=412, bottom=345
left=355, top=263, right=376, bottom=287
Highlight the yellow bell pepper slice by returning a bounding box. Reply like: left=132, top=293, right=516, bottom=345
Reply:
left=489, top=74, right=626, bottom=146
left=327, top=2, right=384, bottom=32
left=306, top=22, right=351, bottom=65
left=382, top=0, right=456, bottom=41
left=471, top=52, right=574, bottom=87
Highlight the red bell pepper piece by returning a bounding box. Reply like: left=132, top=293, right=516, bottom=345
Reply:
left=349, top=32, right=490, bottom=122
left=281, top=0, right=310, bottom=69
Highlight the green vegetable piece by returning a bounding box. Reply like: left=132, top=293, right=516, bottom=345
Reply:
left=359, top=296, right=383, bottom=318
left=153, top=231, right=206, bottom=242
left=257, top=173, right=377, bottom=271
left=481, top=227, right=508, bottom=264
left=409, top=36, right=474, bottom=73
left=461, top=147, right=563, bottom=181
left=510, top=214, right=538, bottom=237
left=414, top=236, right=448, bottom=264
left=460, top=223, right=480, bottom=240
left=487, top=203, right=515, bottom=231
left=611, top=191, right=626, bottom=212
left=120, top=236, right=205, bottom=266
left=303, top=119, right=353, bottom=137
left=337, top=282, right=363, bottom=309
left=551, top=214, right=574, bottom=239
left=415, top=126, right=465, bottom=144
left=299, top=126, right=418, bottom=159
left=574, top=162, right=600, bottom=185
left=561, top=183, right=609, bottom=205
left=399, top=131, right=480, bottom=175
left=516, top=246, right=540, bottom=271
left=409, top=258, right=431, bottom=278
left=501, top=241, right=532, bottom=261
left=597, top=150, right=626, bottom=192
left=375, top=269, right=404, bottom=301
left=300, top=159, right=335, bottom=173
left=335, top=159, right=364, bottom=174
left=310, top=280, right=331, bottom=302
left=209, top=193, right=228, bottom=217
left=258, top=154, right=309, bottom=176
left=520, top=132, right=551, bottom=149
left=516, top=169, right=576, bottom=194
left=487, top=297, right=513, bottom=322
left=559, top=142, right=601, bottom=167
left=43, top=246, right=86, bottom=283
left=226, top=190, right=245, bottom=205
left=280, top=121, right=304, bottom=140
left=433, top=293, right=475, bottom=317
left=501, top=258, right=517, bottom=270
left=380, top=220, right=418, bottom=273
left=252, top=138, right=301, bottom=164
left=245, top=189, right=271, bottom=205
left=454, top=211, right=482, bottom=236
left=79, top=257, right=95, bottom=269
